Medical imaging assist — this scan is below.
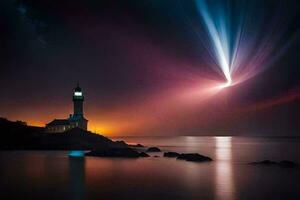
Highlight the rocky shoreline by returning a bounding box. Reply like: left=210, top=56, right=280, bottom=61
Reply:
left=85, top=147, right=213, bottom=163
left=2, top=118, right=297, bottom=166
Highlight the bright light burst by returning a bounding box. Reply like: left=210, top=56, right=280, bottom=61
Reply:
left=194, top=0, right=293, bottom=89
left=196, top=0, right=234, bottom=86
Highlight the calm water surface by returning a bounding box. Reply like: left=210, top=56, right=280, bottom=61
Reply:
left=1, top=136, right=300, bottom=200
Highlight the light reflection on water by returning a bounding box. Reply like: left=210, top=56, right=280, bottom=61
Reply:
left=214, top=137, right=234, bottom=200
left=69, top=157, right=85, bottom=200
left=1, top=137, right=300, bottom=200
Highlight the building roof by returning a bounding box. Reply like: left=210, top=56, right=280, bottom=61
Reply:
left=46, top=119, right=70, bottom=126
left=46, top=115, right=88, bottom=126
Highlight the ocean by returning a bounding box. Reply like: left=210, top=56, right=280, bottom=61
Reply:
left=1, top=136, right=300, bottom=200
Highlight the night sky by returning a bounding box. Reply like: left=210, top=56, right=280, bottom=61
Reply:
left=0, top=0, right=299, bottom=136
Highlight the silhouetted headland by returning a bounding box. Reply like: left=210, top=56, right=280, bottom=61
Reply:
left=0, top=117, right=127, bottom=150
left=0, top=117, right=214, bottom=161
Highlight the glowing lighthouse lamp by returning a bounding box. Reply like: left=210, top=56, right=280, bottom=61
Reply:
left=74, top=91, right=82, bottom=96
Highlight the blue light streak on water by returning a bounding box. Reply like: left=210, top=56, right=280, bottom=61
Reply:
left=69, top=151, right=84, bottom=157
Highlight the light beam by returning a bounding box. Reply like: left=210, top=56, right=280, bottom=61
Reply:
left=196, top=0, right=234, bottom=85
left=194, top=0, right=293, bottom=89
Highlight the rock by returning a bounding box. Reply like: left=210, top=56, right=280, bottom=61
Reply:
left=249, top=160, right=277, bottom=165
left=129, top=143, right=144, bottom=148
left=154, top=155, right=160, bottom=158
left=177, top=153, right=212, bottom=162
left=146, top=147, right=161, bottom=152
left=85, top=148, right=142, bottom=158
left=279, top=160, right=296, bottom=168
left=249, top=160, right=297, bottom=168
left=139, top=152, right=150, bottom=157
left=115, top=140, right=128, bottom=146
left=164, top=152, right=180, bottom=158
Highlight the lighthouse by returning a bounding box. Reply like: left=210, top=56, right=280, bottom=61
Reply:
left=73, top=84, right=84, bottom=116
left=69, top=83, right=88, bottom=130
left=45, top=83, right=88, bottom=133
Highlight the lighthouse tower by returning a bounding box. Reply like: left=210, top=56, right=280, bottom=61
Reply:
left=73, top=84, right=84, bottom=116
left=69, top=83, right=88, bottom=130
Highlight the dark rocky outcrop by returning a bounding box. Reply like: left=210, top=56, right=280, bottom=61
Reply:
left=85, top=148, right=148, bottom=158
left=249, top=160, right=277, bottom=165
left=130, top=143, right=144, bottom=148
left=114, top=140, right=127, bottom=146
left=249, top=160, right=297, bottom=168
left=146, top=147, right=161, bottom=152
left=164, top=152, right=180, bottom=157
left=0, top=117, right=128, bottom=150
left=163, top=151, right=212, bottom=162
left=279, top=160, right=297, bottom=168
left=177, top=153, right=212, bottom=162
left=0, top=117, right=44, bottom=149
